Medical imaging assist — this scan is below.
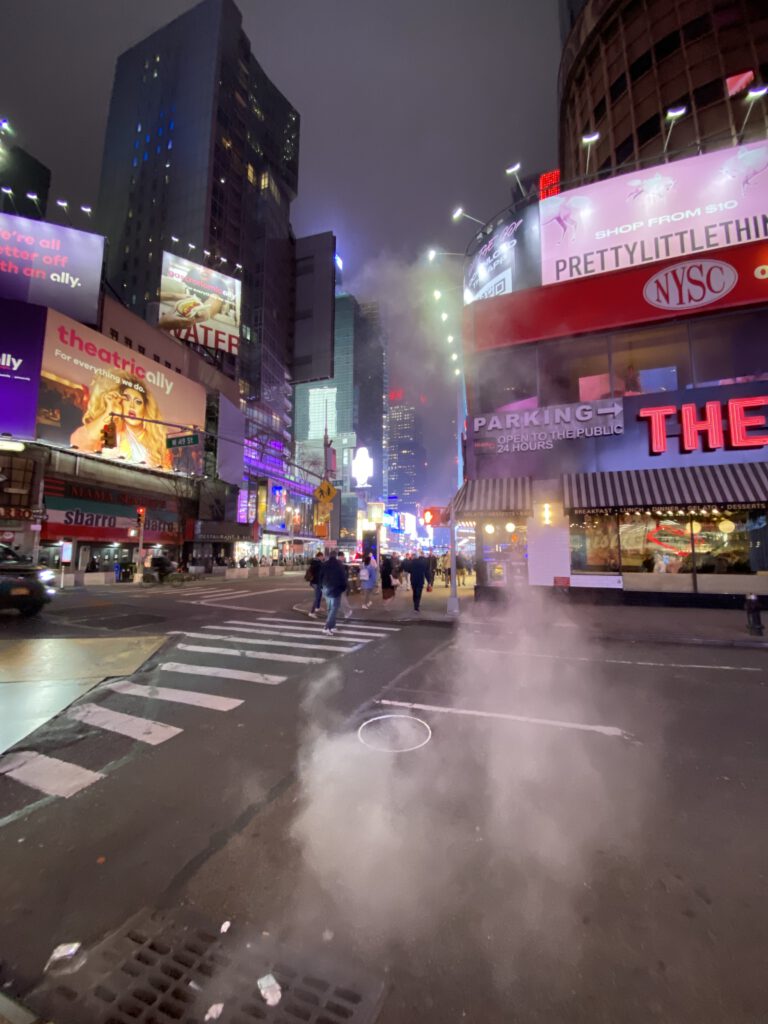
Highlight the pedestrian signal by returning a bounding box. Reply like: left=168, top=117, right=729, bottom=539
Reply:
left=136, top=506, right=146, bottom=527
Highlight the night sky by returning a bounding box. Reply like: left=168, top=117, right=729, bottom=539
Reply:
left=1, top=0, right=560, bottom=502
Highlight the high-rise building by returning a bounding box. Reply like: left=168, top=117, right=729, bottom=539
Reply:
left=294, top=293, right=387, bottom=500
left=96, top=0, right=301, bottom=441
left=559, top=0, right=768, bottom=182
left=0, top=144, right=51, bottom=220
left=387, top=392, right=426, bottom=514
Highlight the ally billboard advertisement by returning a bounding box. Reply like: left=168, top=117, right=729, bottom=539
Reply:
left=539, top=139, right=768, bottom=285
left=36, top=311, right=207, bottom=473
left=0, top=212, right=105, bottom=323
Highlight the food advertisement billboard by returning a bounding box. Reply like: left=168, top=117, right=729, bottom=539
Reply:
left=36, top=310, right=207, bottom=473
left=157, top=252, right=240, bottom=356
left=0, top=298, right=46, bottom=438
left=539, top=140, right=768, bottom=285
left=0, top=212, right=105, bottom=323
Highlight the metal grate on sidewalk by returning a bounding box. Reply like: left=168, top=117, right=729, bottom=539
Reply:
left=26, top=908, right=386, bottom=1024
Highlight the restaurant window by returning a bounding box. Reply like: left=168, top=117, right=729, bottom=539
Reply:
left=690, top=510, right=764, bottom=575
left=618, top=511, right=693, bottom=573
left=538, top=335, right=611, bottom=405
left=690, top=312, right=768, bottom=386
left=570, top=514, right=620, bottom=574
left=610, top=323, right=691, bottom=395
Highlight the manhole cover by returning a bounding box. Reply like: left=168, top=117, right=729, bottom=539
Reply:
left=26, top=907, right=386, bottom=1024
left=357, top=714, right=431, bottom=753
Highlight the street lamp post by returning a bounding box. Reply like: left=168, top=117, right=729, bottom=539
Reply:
left=505, top=161, right=525, bottom=198
left=663, top=105, right=687, bottom=153
left=451, top=206, right=485, bottom=226
left=740, top=84, right=768, bottom=140
left=581, top=131, right=600, bottom=177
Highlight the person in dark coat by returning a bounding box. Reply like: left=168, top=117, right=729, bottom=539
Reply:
left=319, top=550, right=347, bottom=634
left=306, top=550, right=324, bottom=617
left=404, top=551, right=431, bottom=611
left=380, top=554, right=395, bottom=603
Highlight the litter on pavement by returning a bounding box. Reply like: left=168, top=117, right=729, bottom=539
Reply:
left=220, top=920, right=231, bottom=933
left=204, top=1003, right=224, bottom=1021
left=257, top=973, right=282, bottom=1006
left=44, top=942, right=84, bottom=974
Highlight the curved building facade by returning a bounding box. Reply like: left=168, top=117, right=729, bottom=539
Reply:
left=559, top=0, right=768, bottom=183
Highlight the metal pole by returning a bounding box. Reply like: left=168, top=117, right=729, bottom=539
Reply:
left=138, top=517, right=145, bottom=572
left=447, top=377, right=462, bottom=616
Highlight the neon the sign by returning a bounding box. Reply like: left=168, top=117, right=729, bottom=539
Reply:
left=639, top=396, right=768, bottom=454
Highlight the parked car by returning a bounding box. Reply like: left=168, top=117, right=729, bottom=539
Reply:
left=0, top=544, right=56, bottom=617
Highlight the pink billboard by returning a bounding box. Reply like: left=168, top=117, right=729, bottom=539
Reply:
left=540, top=140, right=768, bottom=285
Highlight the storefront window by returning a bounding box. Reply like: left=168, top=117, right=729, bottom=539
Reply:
left=691, top=511, right=763, bottom=574
left=569, top=514, right=620, bottom=573
left=610, top=323, right=691, bottom=396
left=477, top=521, right=528, bottom=585
left=538, top=335, right=611, bottom=404
left=690, top=312, right=768, bottom=386
left=619, top=512, right=693, bottom=574
left=474, top=345, right=538, bottom=412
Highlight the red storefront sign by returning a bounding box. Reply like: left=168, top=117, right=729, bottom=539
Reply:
left=638, top=395, right=768, bottom=454
left=464, top=239, right=768, bottom=352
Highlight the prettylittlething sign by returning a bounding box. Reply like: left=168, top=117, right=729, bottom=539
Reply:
left=540, top=140, right=768, bottom=284
left=0, top=212, right=105, bottom=322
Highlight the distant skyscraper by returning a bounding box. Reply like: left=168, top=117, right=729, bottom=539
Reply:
left=96, top=0, right=300, bottom=440
left=387, top=393, right=426, bottom=514
left=0, top=144, right=50, bottom=220
left=294, top=293, right=387, bottom=500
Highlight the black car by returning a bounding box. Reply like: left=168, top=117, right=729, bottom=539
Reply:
left=0, top=544, right=56, bottom=617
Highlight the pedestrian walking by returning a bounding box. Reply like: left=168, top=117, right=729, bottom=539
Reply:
left=404, top=550, right=432, bottom=612
left=456, top=552, right=468, bottom=587
left=319, top=550, right=347, bottom=635
left=359, top=553, right=378, bottom=608
left=337, top=551, right=354, bottom=619
left=381, top=553, right=397, bottom=605
left=305, top=549, right=324, bottom=617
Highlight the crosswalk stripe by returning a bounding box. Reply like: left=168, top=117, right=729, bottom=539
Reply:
left=177, top=642, right=326, bottom=665
left=267, top=615, right=401, bottom=633
left=214, top=624, right=368, bottom=644
left=66, top=703, right=182, bottom=745
left=107, top=680, right=243, bottom=711
left=183, top=629, right=356, bottom=653
left=224, top=619, right=391, bottom=640
left=0, top=751, right=104, bottom=798
left=160, top=662, right=285, bottom=686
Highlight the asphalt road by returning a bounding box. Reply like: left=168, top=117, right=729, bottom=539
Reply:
left=0, top=582, right=767, bottom=1022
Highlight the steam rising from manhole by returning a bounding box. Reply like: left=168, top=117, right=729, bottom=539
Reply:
left=357, top=714, right=432, bottom=753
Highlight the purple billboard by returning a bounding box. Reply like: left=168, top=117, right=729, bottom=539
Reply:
left=0, top=299, right=45, bottom=438
left=0, top=212, right=105, bottom=323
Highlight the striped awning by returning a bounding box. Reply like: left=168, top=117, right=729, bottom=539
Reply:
left=452, top=476, right=532, bottom=515
left=563, top=462, right=768, bottom=510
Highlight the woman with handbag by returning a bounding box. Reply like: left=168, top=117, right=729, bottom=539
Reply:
left=359, top=553, right=378, bottom=609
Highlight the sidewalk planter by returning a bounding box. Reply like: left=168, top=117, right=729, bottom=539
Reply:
left=188, top=566, right=206, bottom=577
left=212, top=566, right=227, bottom=577
left=269, top=566, right=285, bottom=576
left=224, top=568, right=249, bottom=580
left=82, top=572, right=112, bottom=586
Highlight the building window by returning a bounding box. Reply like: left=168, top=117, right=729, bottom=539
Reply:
left=637, top=112, right=661, bottom=146
left=109, top=328, right=119, bottom=341
left=538, top=335, right=610, bottom=404
left=690, top=313, right=768, bottom=386
left=593, top=97, right=606, bottom=123
left=629, top=50, right=652, bottom=83
left=138, top=345, right=146, bottom=355
left=615, top=135, right=635, bottom=164
left=570, top=514, right=620, bottom=574
left=124, top=337, right=133, bottom=349
left=693, top=79, right=724, bottom=109
left=154, top=355, right=160, bottom=363
left=611, top=323, right=691, bottom=395
left=609, top=72, right=627, bottom=103
left=653, top=30, right=680, bottom=64
left=165, top=360, right=171, bottom=369
left=683, top=13, right=711, bottom=43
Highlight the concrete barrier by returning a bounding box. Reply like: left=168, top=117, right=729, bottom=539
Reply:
left=224, top=568, right=249, bottom=580
left=82, top=572, right=112, bottom=586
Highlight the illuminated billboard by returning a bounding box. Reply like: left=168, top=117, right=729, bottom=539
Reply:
left=36, top=310, right=207, bottom=474
left=0, top=299, right=46, bottom=438
left=0, top=212, right=105, bottom=323
left=463, top=203, right=541, bottom=304
left=157, top=252, right=241, bottom=356
left=540, top=139, right=768, bottom=285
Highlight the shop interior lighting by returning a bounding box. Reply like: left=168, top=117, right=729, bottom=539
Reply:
left=441, top=312, right=448, bottom=322
left=504, top=522, right=516, bottom=533
left=454, top=368, right=461, bottom=376
left=433, top=290, right=442, bottom=300
left=484, top=523, right=495, bottom=535
left=447, top=335, right=454, bottom=343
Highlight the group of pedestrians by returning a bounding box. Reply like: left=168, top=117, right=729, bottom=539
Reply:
left=305, top=548, right=438, bottom=633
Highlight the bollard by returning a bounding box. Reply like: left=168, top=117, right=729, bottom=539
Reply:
left=745, top=593, right=764, bottom=637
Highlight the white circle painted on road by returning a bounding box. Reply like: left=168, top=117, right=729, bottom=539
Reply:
left=357, top=714, right=432, bottom=753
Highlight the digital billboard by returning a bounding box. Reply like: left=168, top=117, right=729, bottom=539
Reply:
left=0, top=298, right=46, bottom=437
left=216, top=394, right=246, bottom=486
left=539, top=140, right=768, bottom=284
left=157, top=252, right=240, bottom=356
left=0, top=212, right=105, bottom=323
left=36, top=310, right=207, bottom=474
left=463, top=202, right=541, bottom=304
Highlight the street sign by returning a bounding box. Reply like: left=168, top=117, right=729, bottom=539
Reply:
left=166, top=433, right=199, bottom=449
left=313, top=479, right=337, bottom=503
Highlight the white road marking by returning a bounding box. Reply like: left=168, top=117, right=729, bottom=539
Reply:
left=472, top=648, right=763, bottom=673
left=177, top=642, right=326, bottom=665
left=266, top=616, right=401, bottom=633
left=176, top=603, right=280, bottom=612
left=66, top=703, right=182, bottom=745
left=107, top=680, right=243, bottom=711
left=212, top=624, right=371, bottom=644
left=377, top=698, right=628, bottom=739
left=0, top=751, right=104, bottom=798
left=224, top=619, right=392, bottom=640
left=160, top=662, right=285, bottom=686
left=174, top=630, right=356, bottom=653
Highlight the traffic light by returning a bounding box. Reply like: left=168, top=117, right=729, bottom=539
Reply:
left=101, top=418, right=117, bottom=449
left=423, top=506, right=448, bottom=526
left=136, top=506, right=146, bottom=527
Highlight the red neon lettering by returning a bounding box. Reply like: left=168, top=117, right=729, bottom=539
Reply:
left=728, top=396, right=768, bottom=448
left=680, top=401, right=724, bottom=451
left=638, top=405, right=677, bottom=454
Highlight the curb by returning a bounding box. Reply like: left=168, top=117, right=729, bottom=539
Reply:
left=595, top=632, right=768, bottom=651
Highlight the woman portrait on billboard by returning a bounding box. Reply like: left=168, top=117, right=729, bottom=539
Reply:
left=70, top=374, right=172, bottom=470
